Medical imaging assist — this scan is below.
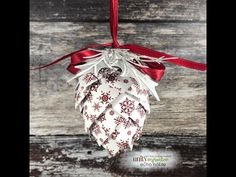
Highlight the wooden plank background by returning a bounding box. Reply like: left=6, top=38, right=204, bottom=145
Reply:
left=30, top=135, right=206, bottom=177
left=30, top=0, right=206, bottom=22
left=30, top=0, right=206, bottom=176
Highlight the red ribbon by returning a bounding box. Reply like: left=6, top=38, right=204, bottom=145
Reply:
left=31, top=0, right=206, bottom=82
left=110, top=0, right=119, bottom=48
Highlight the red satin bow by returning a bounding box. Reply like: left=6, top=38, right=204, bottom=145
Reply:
left=31, top=0, right=206, bottom=82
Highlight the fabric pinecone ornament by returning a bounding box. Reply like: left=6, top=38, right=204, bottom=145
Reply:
left=70, top=49, right=160, bottom=156
left=32, top=0, right=206, bottom=157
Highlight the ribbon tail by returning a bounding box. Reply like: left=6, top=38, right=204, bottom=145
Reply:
left=30, top=43, right=113, bottom=72
left=120, top=44, right=207, bottom=71
left=30, top=52, right=74, bottom=70
left=164, top=58, right=207, bottom=71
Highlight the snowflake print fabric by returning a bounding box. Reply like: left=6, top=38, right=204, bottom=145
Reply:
left=72, top=49, right=156, bottom=156
left=119, top=97, right=135, bottom=116
left=70, top=49, right=166, bottom=156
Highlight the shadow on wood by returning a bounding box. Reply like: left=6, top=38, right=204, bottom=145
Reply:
left=30, top=135, right=206, bottom=177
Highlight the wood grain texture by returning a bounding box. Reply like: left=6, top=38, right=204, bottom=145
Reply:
left=30, top=22, right=206, bottom=136
left=30, top=135, right=206, bottom=177
left=30, top=0, right=206, bottom=22
left=30, top=22, right=206, bottom=65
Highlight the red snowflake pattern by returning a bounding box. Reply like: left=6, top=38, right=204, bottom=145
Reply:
left=109, top=110, right=114, bottom=115
left=98, top=68, right=110, bottom=75
left=88, top=114, right=97, bottom=122
left=117, top=140, right=129, bottom=149
left=102, top=125, right=110, bottom=136
left=114, top=116, right=126, bottom=125
left=83, top=72, right=97, bottom=84
left=93, top=102, right=101, bottom=112
left=111, top=129, right=120, bottom=140
left=92, top=124, right=101, bottom=135
left=105, top=73, right=119, bottom=84
left=120, top=97, right=135, bottom=116
left=123, top=119, right=132, bottom=129
left=137, top=88, right=149, bottom=95
left=99, top=91, right=111, bottom=104
left=134, top=127, right=142, bottom=139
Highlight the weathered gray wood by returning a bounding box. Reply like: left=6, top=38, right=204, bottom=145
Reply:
left=30, top=135, right=206, bottom=177
left=30, top=0, right=206, bottom=22
left=30, top=22, right=206, bottom=136
left=30, top=22, right=206, bottom=65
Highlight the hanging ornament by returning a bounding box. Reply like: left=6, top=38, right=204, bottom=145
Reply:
left=71, top=49, right=161, bottom=156
left=32, top=0, right=206, bottom=156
